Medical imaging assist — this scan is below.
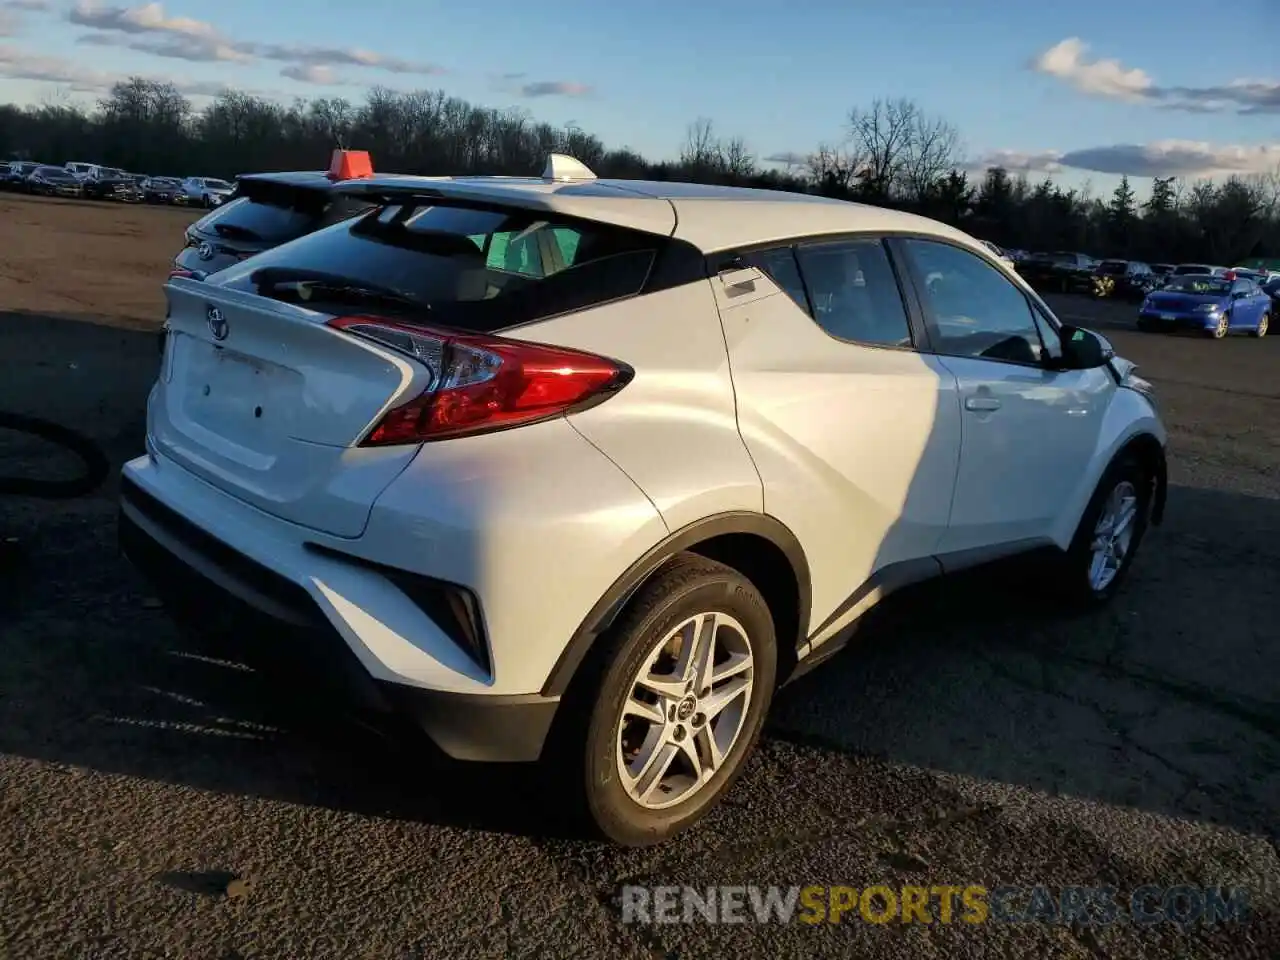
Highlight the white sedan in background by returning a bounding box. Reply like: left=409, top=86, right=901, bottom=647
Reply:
left=182, top=176, right=235, bottom=208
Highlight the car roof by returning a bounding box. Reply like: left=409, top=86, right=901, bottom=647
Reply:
left=336, top=173, right=986, bottom=254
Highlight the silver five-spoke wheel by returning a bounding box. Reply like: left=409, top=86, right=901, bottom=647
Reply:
left=616, top=611, right=754, bottom=810
left=1089, top=480, right=1138, bottom=592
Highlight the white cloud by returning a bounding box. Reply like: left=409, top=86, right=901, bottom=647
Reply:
left=0, top=9, right=20, bottom=34
left=3, top=0, right=52, bottom=9
left=1032, top=37, right=1280, bottom=114
left=0, top=43, right=239, bottom=97
left=518, top=80, right=591, bottom=98
left=66, top=1, right=445, bottom=76
left=968, top=150, right=1064, bottom=175
left=973, top=141, right=1280, bottom=180
left=281, top=63, right=351, bottom=85
left=1033, top=38, right=1153, bottom=100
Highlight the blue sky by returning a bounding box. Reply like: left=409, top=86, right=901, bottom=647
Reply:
left=1, top=0, right=1277, bottom=196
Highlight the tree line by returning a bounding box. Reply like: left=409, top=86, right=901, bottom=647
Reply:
left=2, top=80, right=1277, bottom=265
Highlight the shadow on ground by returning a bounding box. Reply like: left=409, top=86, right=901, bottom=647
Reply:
left=1, top=468, right=1276, bottom=847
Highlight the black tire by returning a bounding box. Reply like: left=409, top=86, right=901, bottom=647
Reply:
left=1053, top=454, right=1154, bottom=610
left=547, top=553, right=777, bottom=846
left=0, top=411, right=110, bottom=499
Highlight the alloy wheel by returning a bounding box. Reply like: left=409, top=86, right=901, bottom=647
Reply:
left=1089, top=480, right=1138, bottom=592
left=615, top=611, right=754, bottom=811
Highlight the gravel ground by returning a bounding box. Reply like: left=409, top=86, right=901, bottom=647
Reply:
left=1, top=194, right=1278, bottom=959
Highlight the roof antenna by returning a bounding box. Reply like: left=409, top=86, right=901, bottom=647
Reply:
left=543, top=153, right=597, bottom=182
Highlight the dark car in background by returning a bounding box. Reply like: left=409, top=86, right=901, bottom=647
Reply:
left=2, top=161, right=44, bottom=190
left=1151, top=263, right=1175, bottom=287
left=1172, top=263, right=1227, bottom=278
left=172, top=169, right=376, bottom=278
left=1018, top=251, right=1099, bottom=293
left=26, top=165, right=84, bottom=197
left=1262, top=276, right=1280, bottom=310
left=82, top=166, right=142, bottom=202
left=1093, top=259, right=1157, bottom=299
left=142, top=176, right=187, bottom=204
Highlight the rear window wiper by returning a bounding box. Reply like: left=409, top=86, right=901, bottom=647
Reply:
left=249, top=267, right=425, bottom=310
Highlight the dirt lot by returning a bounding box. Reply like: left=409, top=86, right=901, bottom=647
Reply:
left=1, top=192, right=1278, bottom=959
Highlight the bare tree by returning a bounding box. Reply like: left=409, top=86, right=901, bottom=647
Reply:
left=721, top=136, right=756, bottom=179
left=679, top=117, right=723, bottom=175
left=807, top=143, right=861, bottom=193
left=901, top=111, right=961, bottom=202
left=846, top=98, right=919, bottom=199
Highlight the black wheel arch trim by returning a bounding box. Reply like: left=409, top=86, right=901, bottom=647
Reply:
left=1117, top=432, right=1167, bottom=525
left=539, top=511, right=811, bottom=698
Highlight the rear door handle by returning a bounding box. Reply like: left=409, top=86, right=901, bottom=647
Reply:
left=964, top=396, right=1001, bottom=412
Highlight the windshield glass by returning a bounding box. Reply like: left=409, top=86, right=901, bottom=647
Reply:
left=205, top=179, right=232, bottom=190
left=35, top=166, right=74, bottom=179
left=1164, top=277, right=1229, bottom=294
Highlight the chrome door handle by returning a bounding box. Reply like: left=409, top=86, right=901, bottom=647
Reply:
left=964, top=396, right=1001, bottom=412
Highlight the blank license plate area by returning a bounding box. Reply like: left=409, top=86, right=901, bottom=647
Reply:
left=179, top=338, right=302, bottom=444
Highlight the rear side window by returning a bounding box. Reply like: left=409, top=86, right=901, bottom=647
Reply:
left=793, top=239, right=913, bottom=347
left=213, top=201, right=661, bottom=332
left=743, top=247, right=811, bottom=313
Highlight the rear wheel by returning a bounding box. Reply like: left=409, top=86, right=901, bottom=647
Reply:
left=549, top=554, right=777, bottom=846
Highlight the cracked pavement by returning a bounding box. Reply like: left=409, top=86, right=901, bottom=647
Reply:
left=1, top=198, right=1278, bottom=959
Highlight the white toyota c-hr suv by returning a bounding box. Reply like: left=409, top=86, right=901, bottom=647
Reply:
left=120, top=155, right=1167, bottom=846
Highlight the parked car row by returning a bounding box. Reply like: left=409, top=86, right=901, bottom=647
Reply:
left=1, top=160, right=237, bottom=207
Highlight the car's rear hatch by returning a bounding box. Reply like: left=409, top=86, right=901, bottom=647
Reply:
left=152, top=279, right=433, bottom=537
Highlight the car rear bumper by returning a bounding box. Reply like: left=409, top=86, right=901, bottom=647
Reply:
left=117, top=458, right=560, bottom=762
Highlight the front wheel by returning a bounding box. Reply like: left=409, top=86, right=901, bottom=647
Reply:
left=1054, top=454, right=1154, bottom=609
left=1253, top=313, right=1269, bottom=338
left=550, top=554, right=777, bottom=846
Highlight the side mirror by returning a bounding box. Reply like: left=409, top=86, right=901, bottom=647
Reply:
left=1057, top=325, right=1114, bottom=369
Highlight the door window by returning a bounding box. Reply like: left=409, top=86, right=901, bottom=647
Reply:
left=902, top=238, right=1045, bottom=365
left=793, top=239, right=913, bottom=347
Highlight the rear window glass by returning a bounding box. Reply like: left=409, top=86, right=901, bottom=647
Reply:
left=1098, top=261, right=1127, bottom=274
left=212, top=201, right=661, bottom=332
left=191, top=192, right=366, bottom=245
left=1174, top=264, right=1212, bottom=275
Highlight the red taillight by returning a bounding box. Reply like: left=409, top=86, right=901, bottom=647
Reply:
left=327, top=316, right=631, bottom=445
left=168, top=267, right=199, bottom=280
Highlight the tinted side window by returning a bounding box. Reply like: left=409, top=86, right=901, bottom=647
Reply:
left=793, top=239, right=912, bottom=347
left=903, top=238, right=1043, bottom=365
left=743, top=247, right=811, bottom=315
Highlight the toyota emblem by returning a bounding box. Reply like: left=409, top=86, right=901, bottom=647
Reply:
left=206, top=305, right=228, bottom=341
left=196, top=241, right=214, bottom=261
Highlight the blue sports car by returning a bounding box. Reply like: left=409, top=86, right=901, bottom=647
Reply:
left=1137, top=273, right=1271, bottom=338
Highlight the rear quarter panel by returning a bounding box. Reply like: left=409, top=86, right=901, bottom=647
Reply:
left=516, top=280, right=764, bottom=530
